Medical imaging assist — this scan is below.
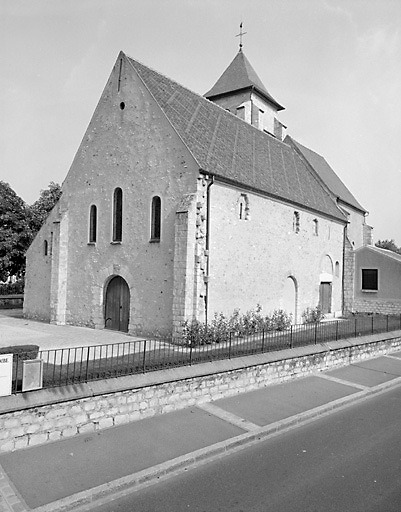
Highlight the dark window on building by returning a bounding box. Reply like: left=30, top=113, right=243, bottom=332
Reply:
left=313, top=218, right=319, bottom=236
left=89, top=205, right=97, bottom=243
left=44, top=240, right=48, bottom=256
left=238, top=194, right=249, bottom=220
left=362, top=269, right=378, bottom=291
left=151, top=196, right=161, bottom=241
left=113, top=188, right=123, bottom=242
left=236, top=106, right=245, bottom=120
left=293, top=211, right=300, bottom=233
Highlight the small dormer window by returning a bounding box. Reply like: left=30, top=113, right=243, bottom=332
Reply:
left=236, top=106, right=245, bottom=120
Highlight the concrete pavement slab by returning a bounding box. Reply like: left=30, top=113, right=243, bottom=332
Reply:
left=326, top=356, right=401, bottom=387
left=0, top=407, right=244, bottom=509
left=211, top=375, right=359, bottom=427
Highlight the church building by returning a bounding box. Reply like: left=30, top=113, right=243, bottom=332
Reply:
left=24, top=46, right=372, bottom=337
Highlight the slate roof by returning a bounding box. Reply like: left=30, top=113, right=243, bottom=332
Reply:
left=126, top=54, right=345, bottom=222
left=287, top=136, right=366, bottom=213
left=204, top=50, right=285, bottom=111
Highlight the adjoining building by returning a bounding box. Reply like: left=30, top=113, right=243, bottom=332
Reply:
left=24, top=47, right=383, bottom=337
left=353, top=245, right=401, bottom=316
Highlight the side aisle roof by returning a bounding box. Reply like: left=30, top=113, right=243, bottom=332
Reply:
left=126, top=54, right=346, bottom=223
left=286, top=136, right=366, bottom=213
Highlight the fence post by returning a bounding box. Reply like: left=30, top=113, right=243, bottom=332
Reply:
left=314, top=322, right=318, bottom=345
left=229, top=332, right=232, bottom=359
left=355, top=317, right=357, bottom=338
left=371, top=315, right=374, bottom=334
left=85, top=348, right=90, bottom=383
left=336, top=321, right=339, bottom=342
left=261, top=329, right=265, bottom=353
left=142, top=340, right=147, bottom=373
left=189, top=334, right=193, bottom=366
left=290, top=325, right=293, bottom=349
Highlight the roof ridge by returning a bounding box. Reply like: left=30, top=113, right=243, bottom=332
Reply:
left=125, top=52, right=346, bottom=223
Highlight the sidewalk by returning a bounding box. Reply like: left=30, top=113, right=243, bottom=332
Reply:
left=0, top=310, right=147, bottom=351
left=1, top=349, right=401, bottom=512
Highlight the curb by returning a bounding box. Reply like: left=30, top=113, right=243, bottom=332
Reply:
left=32, top=374, right=401, bottom=512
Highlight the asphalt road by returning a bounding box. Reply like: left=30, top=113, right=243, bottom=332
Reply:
left=92, top=385, right=401, bottom=512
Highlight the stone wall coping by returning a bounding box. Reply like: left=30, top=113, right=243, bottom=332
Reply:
left=1, top=330, right=400, bottom=416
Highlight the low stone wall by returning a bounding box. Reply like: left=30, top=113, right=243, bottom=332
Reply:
left=0, top=295, right=23, bottom=309
left=354, top=298, right=401, bottom=316
left=1, top=331, right=401, bottom=453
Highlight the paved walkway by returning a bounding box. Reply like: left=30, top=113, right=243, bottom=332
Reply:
left=1, top=346, right=401, bottom=511
left=0, top=310, right=147, bottom=351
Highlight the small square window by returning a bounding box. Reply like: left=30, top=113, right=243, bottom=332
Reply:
left=362, top=269, right=378, bottom=291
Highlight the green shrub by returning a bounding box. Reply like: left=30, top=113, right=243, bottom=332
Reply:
left=0, top=345, right=39, bottom=360
left=181, top=306, right=292, bottom=346
left=302, top=306, right=325, bottom=324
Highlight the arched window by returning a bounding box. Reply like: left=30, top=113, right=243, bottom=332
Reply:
left=238, top=194, right=249, bottom=220
left=113, top=188, right=123, bottom=242
left=313, top=218, right=319, bottom=236
left=293, top=211, right=300, bottom=233
left=89, top=205, right=97, bottom=243
left=335, top=261, right=340, bottom=278
left=151, top=196, right=161, bottom=241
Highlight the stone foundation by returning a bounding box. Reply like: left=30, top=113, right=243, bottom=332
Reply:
left=1, top=332, right=401, bottom=453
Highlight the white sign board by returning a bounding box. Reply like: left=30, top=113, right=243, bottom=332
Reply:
left=0, top=354, right=13, bottom=397
left=22, top=359, right=43, bottom=392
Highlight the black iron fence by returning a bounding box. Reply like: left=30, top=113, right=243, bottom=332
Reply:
left=8, top=314, right=401, bottom=394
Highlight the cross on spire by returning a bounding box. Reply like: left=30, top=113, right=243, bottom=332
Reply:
left=236, top=22, right=247, bottom=51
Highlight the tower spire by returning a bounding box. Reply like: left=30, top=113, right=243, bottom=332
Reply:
left=235, top=22, right=247, bottom=51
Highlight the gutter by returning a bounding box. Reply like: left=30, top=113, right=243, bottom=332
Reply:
left=204, top=175, right=215, bottom=324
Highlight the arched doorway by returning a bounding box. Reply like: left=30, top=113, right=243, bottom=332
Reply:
left=319, top=255, right=333, bottom=314
left=104, top=276, right=130, bottom=332
left=282, top=276, right=297, bottom=323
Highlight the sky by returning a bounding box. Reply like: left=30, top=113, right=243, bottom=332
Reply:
left=1, top=0, right=400, bottom=244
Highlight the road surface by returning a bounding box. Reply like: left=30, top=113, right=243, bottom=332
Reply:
left=92, top=385, right=401, bottom=512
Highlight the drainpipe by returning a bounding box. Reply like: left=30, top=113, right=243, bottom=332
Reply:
left=204, top=175, right=214, bottom=324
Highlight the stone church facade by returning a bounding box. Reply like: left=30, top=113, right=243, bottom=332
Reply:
left=24, top=49, right=370, bottom=337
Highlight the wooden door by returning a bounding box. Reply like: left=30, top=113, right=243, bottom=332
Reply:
left=105, top=276, right=130, bottom=332
left=319, top=282, right=332, bottom=314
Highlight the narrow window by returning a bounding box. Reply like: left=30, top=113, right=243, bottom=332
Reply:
left=293, top=212, right=300, bottom=233
left=151, top=196, right=161, bottom=241
left=89, top=205, right=97, bottom=243
left=236, top=106, right=245, bottom=120
left=313, top=219, right=319, bottom=236
left=335, top=261, right=340, bottom=278
left=44, top=240, right=48, bottom=256
left=238, top=194, right=249, bottom=220
left=362, top=269, right=378, bottom=291
left=113, top=188, right=123, bottom=242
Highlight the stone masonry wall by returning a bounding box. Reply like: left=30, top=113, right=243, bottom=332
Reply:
left=208, top=182, right=344, bottom=321
left=354, top=298, right=401, bottom=315
left=1, top=334, right=400, bottom=453
left=343, top=237, right=355, bottom=313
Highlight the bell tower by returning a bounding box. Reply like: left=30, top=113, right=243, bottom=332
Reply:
left=204, top=25, right=286, bottom=139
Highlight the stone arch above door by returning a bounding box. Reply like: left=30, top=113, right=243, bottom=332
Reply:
left=282, top=275, right=298, bottom=323
left=320, top=254, right=334, bottom=283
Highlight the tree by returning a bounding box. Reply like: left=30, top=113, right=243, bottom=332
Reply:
left=0, top=181, right=33, bottom=281
left=30, top=181, right=62, bottom=232
left=375, top=239, right=401, bottom=255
